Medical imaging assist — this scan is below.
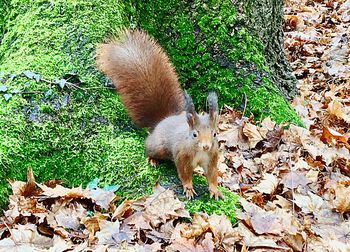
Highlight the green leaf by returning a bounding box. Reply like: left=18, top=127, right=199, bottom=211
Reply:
left=87, top=178, right=99, bottom=189
left=44, top=89, right=53, bottom=97
left=8, top=74, right=16, bottom=81
left=86, top=211, right=94, bottom=217
left=3, top=93, right=12, bottom=101
left=0, top=72, right=4, bottom=81
left=103, top=184, right=120, bottom=192
left=11, top=89, right=20, bottom=94
left=23, top=70, right=35, bottom=79
left=23, top=70, right=41, bottom=82
left=34, top=74, right=41, bottom=82
left=0, top=85, right=7, bottom=92
left=55, top=79, right=66, bottom=89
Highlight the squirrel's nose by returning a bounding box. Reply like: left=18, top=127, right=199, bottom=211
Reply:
left=203, top=145, right=209, bottom=151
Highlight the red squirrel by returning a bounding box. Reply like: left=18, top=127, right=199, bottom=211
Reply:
left=96, top=29, right=223, bottom=200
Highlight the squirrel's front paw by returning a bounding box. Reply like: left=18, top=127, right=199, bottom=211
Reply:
left=147, top=157, right=159, bottom=167
left=183, top=184, right=197, bottom=200
left=209, top=187, right=224, bottom=200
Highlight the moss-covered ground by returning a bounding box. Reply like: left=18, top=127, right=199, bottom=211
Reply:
left=0, top=0, right=153, bottom=206
left=0, top=0, right=301, bottom=220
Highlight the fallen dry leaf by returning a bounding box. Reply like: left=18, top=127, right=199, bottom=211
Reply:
left=320, top=126, right=350, bottom=150
left=283, top=232, right=305, bottom=252
left=293, top=192, right=325, bottom=214
left=112, top=199, right=134, bottom=220
left=95, top=219, right=125, bottom=245
left=236, top=223, right=290, bottom=250
left=250, top=212, right=285, bottom=235
left=327, top=100, right=350, bottom=124
left=252, top=173, right=279, bottom=195
left=54, top=203, right=86, bottom=229
left=140, top=184, right=190, bottom=227
left=218, top=126, right=250, bottom=150
left=81, top=212, right=109, bottom=243
left=332, top=183, right=350, bottom=214
left=124, top=211, right=152, bottom=230
left=181, top=213, right=209, bottom=239
left=243, top=122, right=264, bottom=148
left=282, top=171, right=310, bottom=190
left=208, top=214, right=242, bottom=249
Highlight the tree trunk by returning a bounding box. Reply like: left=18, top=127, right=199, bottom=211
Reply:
left=249, top=0, right=297, bottom=99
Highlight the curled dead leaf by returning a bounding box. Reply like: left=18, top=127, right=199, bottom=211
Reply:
left=293, top=192, right=324, bottom=214
left=332, top=183, right=350, bottom=214
left=243, top=123, right=264, bottom=148
left=112, top=199, right=134, bottom=220
left=181, top=213, right=210, bottom=239
left=9, top=167, right=42, bottom=197
left=285, top=15, right=299, bottom=30
left=252, top=173, right=279, bottom=195
left=136, top=184, right=190, bottom=227
left=81, top=213, right=108, bottom=243
left=208, top=214, right=242, bottom=250
left=320, top=127, right=350, bottom=150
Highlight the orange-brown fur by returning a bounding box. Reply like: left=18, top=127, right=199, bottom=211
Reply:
left=96, top=29, right=222, bottom=200
left=96, top=30, right=184, bottom=129
left=174, top=141, right=221, bottom=199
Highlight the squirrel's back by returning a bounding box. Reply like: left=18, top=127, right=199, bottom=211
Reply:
left=96, top=29, right=184, bottom=128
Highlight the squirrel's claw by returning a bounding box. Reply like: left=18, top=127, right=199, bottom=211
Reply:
left=147, top=157, right=159, bottom=167
left=209, top=188, right=224, bottom=200
left=183, top=185, right=197, bottom=200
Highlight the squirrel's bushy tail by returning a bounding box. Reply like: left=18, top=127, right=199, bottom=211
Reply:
left=96, top=29, right=184, bottom=129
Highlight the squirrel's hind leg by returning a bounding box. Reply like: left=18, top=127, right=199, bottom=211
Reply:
left=145, top=135, right=170, bottom=163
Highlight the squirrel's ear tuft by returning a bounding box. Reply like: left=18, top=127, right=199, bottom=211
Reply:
left=184, top=90, right=199, bottom=128
left=207, top=92, right=219, bottom=128
left=183, top=90, right=195, bottom=114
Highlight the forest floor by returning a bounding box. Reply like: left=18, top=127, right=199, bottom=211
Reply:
left=0, top=0, right=350, bottom=251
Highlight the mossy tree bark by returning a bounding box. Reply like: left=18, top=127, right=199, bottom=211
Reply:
left=248, top=0, right=297, bottom=99
left=0, top=0, right=158, bottom=207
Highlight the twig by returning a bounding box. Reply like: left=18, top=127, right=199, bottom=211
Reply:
left=242, top=93, right=247, bottom=117
left=20, top=91, right=44, bottom=94
left=39, top=78, right=115, bottom=91
left=2, top=217, right=17, bottom=244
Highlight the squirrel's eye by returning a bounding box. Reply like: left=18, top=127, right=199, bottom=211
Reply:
left=213, top=132, right=217, bottom=137
left=193, top=132, right=198, bottom=138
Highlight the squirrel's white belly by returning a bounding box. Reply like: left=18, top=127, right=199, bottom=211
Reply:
left=192, top=150, right=210, bottom=173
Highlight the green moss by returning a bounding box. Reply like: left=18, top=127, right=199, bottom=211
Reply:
left=186, top=183, right=240, bottom=224
left=0, top=0, right=144, bottom=207
left=0, top=0, right=10, bottom=38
